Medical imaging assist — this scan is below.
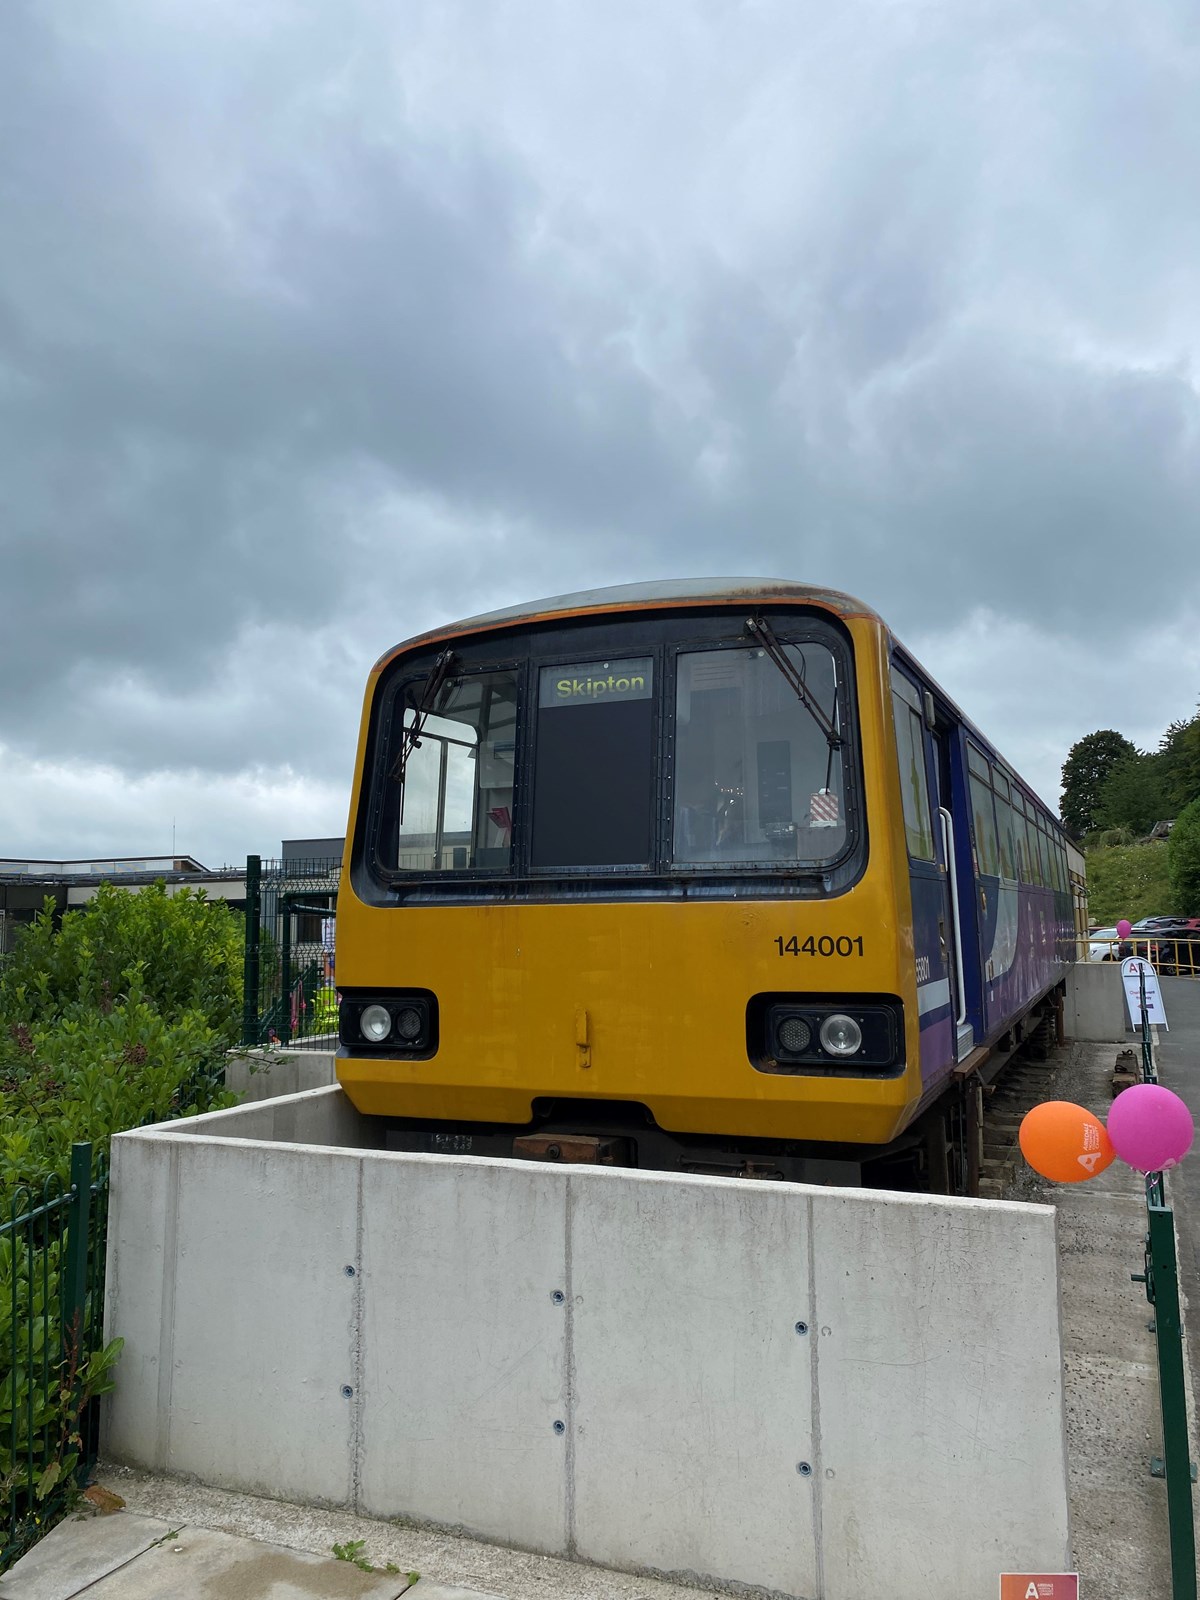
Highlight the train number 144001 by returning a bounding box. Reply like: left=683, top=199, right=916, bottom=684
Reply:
left=774, top=935, right=864, bottom=958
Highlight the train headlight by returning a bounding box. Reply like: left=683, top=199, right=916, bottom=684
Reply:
left=819, top=1013, right=863, bottom=1057
left=360, top=1004, right=393, bottom=1043
left=340, top=991, right=438, bottom=1056
left=751, top=996, right=901, bottom=1075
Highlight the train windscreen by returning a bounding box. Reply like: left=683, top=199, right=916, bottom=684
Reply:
left=367, top=613, right=858, bottom=888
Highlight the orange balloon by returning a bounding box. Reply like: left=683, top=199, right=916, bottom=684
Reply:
left=1019, top=1101, right=1115, bottom=1183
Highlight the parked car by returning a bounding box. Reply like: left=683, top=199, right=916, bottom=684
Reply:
left=1088, top=928, right=1122, bottom=962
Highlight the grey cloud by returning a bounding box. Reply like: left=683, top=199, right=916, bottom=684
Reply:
left=2, top=0, right=1200, bottom=862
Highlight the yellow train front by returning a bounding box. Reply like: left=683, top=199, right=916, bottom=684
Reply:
left=335, top=579, right=1073, bottom=1189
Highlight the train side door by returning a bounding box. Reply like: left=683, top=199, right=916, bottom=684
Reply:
left=932, top=719, right=982, bottom=1061
left=891, top=668, right=958, bottom=1079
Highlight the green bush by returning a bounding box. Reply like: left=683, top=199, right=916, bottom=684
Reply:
left=1083, top=840, right=1175, bottom=926
left=0, top=883, right=242, bottom=1045
left=1168, top=798, right=1200, bottom=916
left=0, top=881, right=243, bottom=1563
left=0, top=981, right=232, bottom=1193
left=0, top=884, right=243, bottom=1191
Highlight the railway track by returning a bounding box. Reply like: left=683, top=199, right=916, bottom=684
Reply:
left=976, top=1011, right=1064, bottom=1198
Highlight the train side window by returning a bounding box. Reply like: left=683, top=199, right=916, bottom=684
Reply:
left=890, top=673, right=935, bottom=862
left=993, top=779, right=1017, bottom=879
left=967, top=745, right=999, bottom=875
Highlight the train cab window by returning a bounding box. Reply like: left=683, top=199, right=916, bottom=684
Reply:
left=890, top=671, right=935, bottom=862
left=672, top=644, right=847, bottom=864
left=387, top=670, right=519, bottom=871
left=531, top=658, right=655, bottom=868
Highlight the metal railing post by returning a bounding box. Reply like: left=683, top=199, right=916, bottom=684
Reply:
left=242, top=855, right=262, bottom=1046
left=279, top=893, right=292, bottom=1047
left=1133, top=968, right=1197, bottom=1600
left=62, top=1144, right=92, bottom=1361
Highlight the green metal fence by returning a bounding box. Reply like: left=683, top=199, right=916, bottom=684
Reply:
left=1131, top=972, right=1197, bottom=1600
left=1, top=1142, right=110, bottom=1573
left=242, top=855, right=341, bottom=1051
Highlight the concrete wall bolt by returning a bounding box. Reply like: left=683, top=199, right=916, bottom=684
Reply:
left=796, top=1461, right=812, bottom=1477
left=553, top=1419, right=566, bottom=1435
left=794, top=1321, right=809, bottom=1335
left=344, top=1265, right=356, bottom=1277
left=551, top=1290, right=565, bottom=1305
left=341, top=1385, right=354, bottom=1398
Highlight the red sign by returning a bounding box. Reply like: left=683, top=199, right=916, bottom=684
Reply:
left=1000, top=1577, right=1079, bottom=1600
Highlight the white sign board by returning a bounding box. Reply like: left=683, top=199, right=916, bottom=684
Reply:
left=1121, top=957, right=1169, bottom=1030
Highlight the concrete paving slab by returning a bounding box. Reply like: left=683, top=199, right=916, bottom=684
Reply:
left=408, top=1590, right=507, bottom=1599
left=83, top=1525, right=412, bottom=1599
left=102, top=1465, right=715, bottom=1599
left=0, top=1510, right=171, bottom=1600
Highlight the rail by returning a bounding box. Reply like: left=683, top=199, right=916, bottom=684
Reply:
left=1130, top=969, right=1197, bottom=1600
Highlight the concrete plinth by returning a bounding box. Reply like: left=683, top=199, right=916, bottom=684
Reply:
left=1066, top=960, right=1129, bottom=1041
left=104, top=1088, right=1072, bottom=1600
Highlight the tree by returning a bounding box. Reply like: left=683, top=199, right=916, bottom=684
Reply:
left=1060, top=730, right=1138, bottom=839
left=1159, top=713, right=1200, bottom=813
left=1094, top=752, right=1168, bottom=837
left=1168, top=797, right=1200, bottom=916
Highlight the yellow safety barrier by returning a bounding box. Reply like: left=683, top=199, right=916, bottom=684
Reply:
left=1078, top=934, right=1200, bottom=977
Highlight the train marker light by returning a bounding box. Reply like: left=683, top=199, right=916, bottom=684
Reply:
left=777, top=1016, right=812, bottom=1055
left=395, top=1006, right=424, bottom=1042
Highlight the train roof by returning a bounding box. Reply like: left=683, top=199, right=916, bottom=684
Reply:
left=377, top=578, right=880, bottom=664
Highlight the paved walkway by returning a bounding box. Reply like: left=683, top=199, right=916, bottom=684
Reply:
left=0, top=1512, right=499, bottom=1600
left=2, top=1469, right=714, bottom=1600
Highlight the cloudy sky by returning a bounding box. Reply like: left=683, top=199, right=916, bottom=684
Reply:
left=4, top=0, right=1200, bottom=867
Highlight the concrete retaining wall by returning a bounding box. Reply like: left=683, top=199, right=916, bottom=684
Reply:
left=104, top=1088, right=1072, bottom=1599
left=225, top=1049, right=338, bottom=1102
left=1066, top=960, right=1130, bottom=1041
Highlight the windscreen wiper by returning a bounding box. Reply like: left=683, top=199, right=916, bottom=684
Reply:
left=745, top=615, right=842, bottom=751
left=389, top=648, right=457, bottom=819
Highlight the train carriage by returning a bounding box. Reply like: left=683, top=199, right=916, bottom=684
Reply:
left=335, top=580, right=1074, bottom=1191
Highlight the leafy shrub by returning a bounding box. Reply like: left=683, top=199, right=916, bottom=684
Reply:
left=0, top=981, right=233, bottom=1193
left=0, top=883, right=242, bottom=1045
left=1084, top=840, right=1175, bottom=926
left=0, top=881, right=243, bottom=1564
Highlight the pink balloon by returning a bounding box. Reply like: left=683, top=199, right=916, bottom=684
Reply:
left=1107, top=1084, right=1195, bottom=1173
left=1116, top=920, right=1132, bottom=939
